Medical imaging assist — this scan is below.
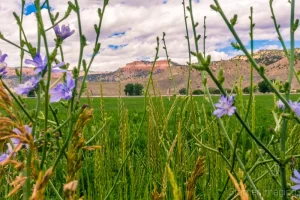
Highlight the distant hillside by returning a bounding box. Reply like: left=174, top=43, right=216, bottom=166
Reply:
left=3, top=49, right=300, bottom=96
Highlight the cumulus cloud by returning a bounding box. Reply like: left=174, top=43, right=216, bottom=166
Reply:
left=0, top=0, right=299, bottom=72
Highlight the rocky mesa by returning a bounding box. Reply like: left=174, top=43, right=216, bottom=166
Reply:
left=3, top=49, right=300, bottom=96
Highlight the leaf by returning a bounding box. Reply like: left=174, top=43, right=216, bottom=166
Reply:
left=230, top=14, right=238, bottom=26
left=231, top=42, right=241, bottom=51
left=210, top=4, right=219, bottom=12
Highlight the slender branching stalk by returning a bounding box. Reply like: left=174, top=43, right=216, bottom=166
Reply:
left=162, top=32, right=176, bottom=95
left=77, top=0, right=109, bottom=100
left=203, top=16, right=207, bottom=57
left=24, top=86, right=41, bottom=200
left=182, top=0, right=192, bottom=95
left=19, top=0, right=25, bottom=83
left=211, top=0, right=300, bottom=124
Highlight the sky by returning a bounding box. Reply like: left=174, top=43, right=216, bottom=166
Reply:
left=0, top=0, right=299, bottom=72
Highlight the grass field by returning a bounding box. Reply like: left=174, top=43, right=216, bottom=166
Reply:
left=24, top=94, right=299, bottom=133
left=2, top=94, right=300, bottom=199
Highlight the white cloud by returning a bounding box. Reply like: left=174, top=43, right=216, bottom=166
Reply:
left=0, top=0, right=299, bottom=72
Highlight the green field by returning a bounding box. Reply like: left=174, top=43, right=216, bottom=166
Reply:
left=3, top=94, right=296, bottom=199
left=24, top=94, right=299, bottom=133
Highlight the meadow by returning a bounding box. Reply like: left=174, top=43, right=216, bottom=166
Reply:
left=1, top=94, right=298, bottom=199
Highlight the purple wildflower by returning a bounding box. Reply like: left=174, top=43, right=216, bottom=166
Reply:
left=25, top=52, right=66, bottom=74
left=12, top=125, right=32, bottom=149
left=276, top=100, right=285, bottom=110
left=291, top=169, right=300, bottom=191
left=54, top=24, right=75, bottom=40
left=0, top=153, right=8, bottom=163
left=52, top=63, right=67, bottom=73
left=0, top=50, right=8, bottom=76
left=0, top=143, right=13, bottom=164
left=14, top=76, right=41, bottom=95
left=289, top=100, right=300, bottom=116
left=213, top=95, right=236, bottom=118
left=50, top=73, right=75, bottom=103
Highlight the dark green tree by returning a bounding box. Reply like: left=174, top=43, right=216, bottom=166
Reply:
left=179, top=88, right=187, bottom=95
left=208, top=87, right=220, bottom=94
left=133, top=83, right=143, bottom=96
left=192, top=89, right=204, bottom=95
left=124, top=83, right=144, bottom=96
left=124, top=83, right=134, bottom=96
left=258, top=80, right=273, bottom=93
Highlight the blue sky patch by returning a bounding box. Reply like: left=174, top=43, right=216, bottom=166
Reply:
left=108, top=31, right=126, bottom=38
left=218, top=40, right=300, bottom=55
left=108, top=44, right=128, bottom=50
left=24, top=2, right=50, bottom=16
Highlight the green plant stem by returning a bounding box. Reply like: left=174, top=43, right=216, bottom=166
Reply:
left=192, top=134, right=234, bottom=171
left=212, top=0, right=300, bottom=124
left=24, top=86, right=41, bottom=200
left=50, top=116, right=70, bottom=135
left=205, top=67, right=280, bottom=164
left=85, top=120, right=107, bottom=145
left=0, top=37, right=30, bottom=53
left=45, top=16, right=70, bottom=32
left=37, top=14, right=41, bottom=53
left=19, top=0, right=25, bottom=83
left=49, top=180, right=63, bottom=200
left=77, top=2, right=108, bottom=100
left=203, top=16, right=207, bottom=57
left=35, top=0, right=53, bottom=169
left=71, top=0, right=85, bottom=112
left=245, top=7, right=254, bottom=123
left=45, top=0, right=65, bottom=62
left=279, top=1, right=295, bottom=198
left=182, top=0, right=192, bottom=95
left=191, top=63, right=262, bottom=198
left=242, top=6, right=254, bottom=164
left=104, top=138, right=137, bottom=200
left=52, top=0, right=106, bottom=173
left=188, top=0, right=211, bottom=100
left=162, top=33, right=176, bottom=95
left=269, top=0, right=300, bottom=85
left=216, top=109, right=262, bottom=199
left=1, top=80, right=34, bottom=123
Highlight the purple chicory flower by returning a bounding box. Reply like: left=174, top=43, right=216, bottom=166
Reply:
left=276, top=100, right=285, bottom=110
left=0, top=153, right=8, bottom=164
left=11, top=125, right=32, bottom=149
left=14, top=76, right=41, bottom=95
left=0, top=143, right=13, bottom=164
left=291, top=169, right=300, bottom=191
left=213, top=95, right=236, bottom=118
left=50, top=73, right=75, bottom=103
left=54, top=24, right=75, bottom=40
left=52, top=63, right=67, bottom=73
left=25, top=52, right=66, bottom=75
left=0, top=50, right=8, bottom=76
left=289, top=100, right=300, bottom=116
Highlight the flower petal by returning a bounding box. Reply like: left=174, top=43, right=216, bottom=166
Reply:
left=0, top=153, right=8, bottom=163
left=25, top=59, right=38, bottom=67
left=291, top=177, right=300, bottom=184
left=66, top=73, right=75, bottom=89
left=0, top=54, right=7, bottom=63
left=294, top=169, right=300, bottom=179
left=291, top=184, right=300, bottom=191
left=50, top=89, right=62, bottom=103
